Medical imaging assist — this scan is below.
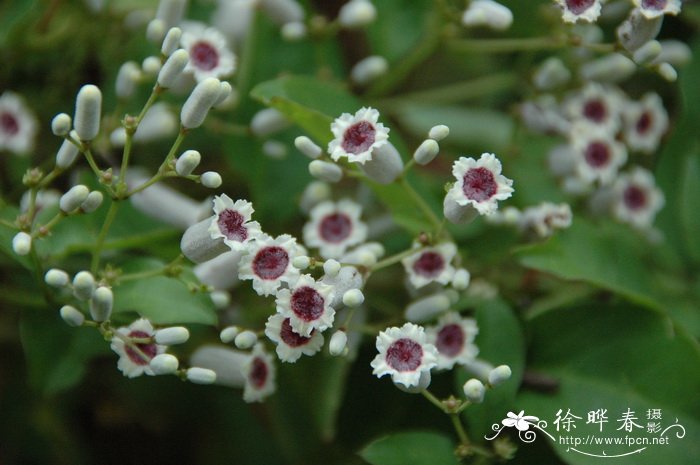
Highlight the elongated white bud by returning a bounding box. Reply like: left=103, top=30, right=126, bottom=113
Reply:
left=214, top=81, right=233, bottom=107
left=263, top=140, right=287, bottom=159
left=155, top=0, right=187, bottom=29
left=617, top=8, right=662, bottom=52
left=488, top=365, right=512, bottom=386
left=51, top=113, right=72, bottom=136
left=186, top=367, right=217, bottom=384
left=200, top=171, right=222, bottom=188
left=294, top=136, right=322, bottom=159
left=234, top=330, right=257, bottom=349
left=309, top=160, right=343, bottom=183
left=405, top=292, right=452, bottom=323
left=428, top=125, right=449, bottom=141
left=323, top=259, right=341, bottom=277
left=161, top=27, right=182, bottom=57
left=338, top=0, right=376, bottom=28
left=350, top=55, right=388, bottom=85
left=656, top=62, right=677, bottom=82
left=360, top=142, right=403, bottom=184
left=210, top=290, right=231, bottom=309
left=462, top=0, right=512, bottom=31
left=181, top=217, right=229, bottom=263
left=150, top=353, right=179, bottom=375
left=463, top=378, right=485, bottom=403
left=219, top=326, right=240, bottom=343
left=181, top=78, right=222, bottom=129
left=189, top=346, right=249, bottom=388
left=342, top=289, right=364, bottom=307
left=444, top=188, right=478, bottom=225
left=329, top=330, right=348, bottom=356
left=12, top=232, right=31, bottom=256
left=60, top=305, right=85, bottom=327
left=60, top=185, right=90, bottom=213
left=116, top=61, right=141, bottom=99
left=74, top=85, right=102, bottom=141
left=300, top=181, right=331, bottom=213
left=146, top=19, right=166, bottom=44
left=633, top=40, right=662, bottom=65
left=142, top=56, right=162, bottom=76
left=45, top=268, right=70, bottom=287
left=56, top=139, right=79, bottom=169
left=533, top=57, right=571, bottom=91
left=89, top=286, right=113, bottom=321
left=80, top=191, right=103, bottom=213
left=158, top=49, right=189, bottom=88
left=194, top=250, right=243, bottom=290
left=260, top=0, right=304, bottom=25
left=413, top=139, right=439, bottom=165
left=452, top=268, right=471, bottom=291
left=292, top=255, right=311, bottom=269
left=155, top=326, right=190, bottom=345
left=176, top=150, right=201, bottom=176
left=73, top=271, right=95, bottom=301
left=579, top=53, right=636, bottom=83
left=281, top=21, right=307, bottom=41
left=250, top=108, right=290, bottom=137
left=652, top=40, right=692, bottom=66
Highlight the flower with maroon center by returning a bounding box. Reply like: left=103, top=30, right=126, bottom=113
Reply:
left=209, top=194, right=261, bottom=251
left=110, top=318, right=166, bottom=378
left=426, top=312, right=479, bottom=370
left=275, top=274, right=335, bottom=337
left=555, top=0, right=602, bottom=23
left=623, top=93, right=669, bottom=155
left=238, top=233, right=305, bottom=296
left=241, top=344, right=276, bottom=403
left=563, top=83, right=625, bottom=134
left=328, top=107, right=390, bottom=164
left=265, top=313, right=325, bottom=363
left=517, top=202, right=573, bottom=239
left=0, top=91, right=38, bottom=156
left=449, top=153, right=514, bottom=215
left=633, top=0, right=681, bottom=19
left=402, top=242, right=457, bottom=289
left=303, top=199, right=368, bottom=259
left=371, top=322, right=438, bottom=388
left=180, top=22, right=236, bottom=82
left=570, top=124, right=627, bottom=185
left=612, top=167, right=665, bottom=230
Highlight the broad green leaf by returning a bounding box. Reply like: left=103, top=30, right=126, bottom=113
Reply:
left=366, top=0, right=433, bottom=63
left=359, top=431, right=459, bottom=465
left=679, top=152, right=700, bottom=262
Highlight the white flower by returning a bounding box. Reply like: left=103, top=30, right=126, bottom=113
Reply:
left=503, top=411, right=539, bottom=431
left=238, top=233, right=304, bottom=296
left=0, top=91, right=38, bottom=155
left=370, top=323, right=438, bottom=388
left=426, top=312, right=479, bottom=370
left=275, top=274, right=335, bottom=337
left=611, top=167, right=664, bottom=229
left=570, top=124, right=627, bottom=185
left=520, top=95, right=571, bottom=135
left=242, top=344, right=276, bottom=403
left=180, top=22, right=236, bottom=82
left=264, top=313, right=325, bottom=363
left=632, top=0, right=681, bottom=19
left=110, top=318, right=166, bottom=378
left=302, top=199, right=368, bottom=259
left=517, top=202, right=573, bottom=239
left=563, top=83, right=626, bottom=134
left=209, top=195, right=262, bottom=251
left=555, top=0, right=602, bottom=24
left=623, top=93, right=669, bottom=154
left=328, top=107, right=389, bottom=164
left=401, top=242, right=457, bottom=289
left=449, top=153, right=514, bottom=215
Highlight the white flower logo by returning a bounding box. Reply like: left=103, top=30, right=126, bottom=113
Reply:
left=502, top=411, right=540, bottom=431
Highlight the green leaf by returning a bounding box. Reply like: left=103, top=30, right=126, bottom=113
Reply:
left=679, top=152, right=700, bottom=262
left=359, top=431, right=459, bottom=465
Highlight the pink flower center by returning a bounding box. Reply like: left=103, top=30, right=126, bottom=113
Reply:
left=436, top=324, right=465, bottom=358
left=249, top=357, right=268, bottom=389
left=217, top=209, right=248, bottom=242
left=0, top=111, right=19, bottom=135
left=462, top=167, right=498, bottom=202
left=583, top=99, right=607, bottom=123
left=290, top=286, right=324, bottom=322
left=191, top=41, right=220, bottom=71
left=319, top=213, right=352, bottom=243
left=341, top=121, right=376, bottom=154
left=584, top=141, right=611, bottom=168
left=280, top=318, right=313, bottom=347
left=253, top=246, right=289, bottom=280
left=636, top=112, right=653, bottom=135
left=642, top=0, right=667, bottom=10
left=386, top=338, right=423, bottom=372
left=565, top=0, right=595, bottom=14
left=124, top=330, right=157, bottom=366
left=412, top=251, right=445, bottom=278
left=623, top=185, right=648, bottom=210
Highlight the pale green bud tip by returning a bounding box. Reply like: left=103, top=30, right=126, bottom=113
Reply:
left=488, top=365, right=512, bottom=386
left=155, top=326, right=190, bottom=345
left=81, top=191, right=104, bottom=213
left=214, top=81, right=233, bottom=107
left=323, top=259, right=341, bottom=277
left=74, top=84, right=102, bottom=141
left=45, top=268, right=70, bottom=287
left=176, top=150, right=201, bottom=176
left=186, top=367, right=217, bottom=384
left=405, top=293, right=451, bottom=323
left=181, top=77, right=222, bottom=129
left=219, top=326, right=240, bottom=343
left=161, top=27, right=182, bottom=57
left=150, top=353, right=179, bottom=375
left=115, top=61, right=141, bottom=99
left=210, top=290, right=230, bottom=309
left=263, top=140, right=287, bottom=159
left=56, top=139, right=80, bottom=169
left=90, top=286, right=113, bottom=322
left=342, top=289, right=365, bottom=307
left=12, top=232, right=32, bottom=256
left=428, top=125, right=449, bottom=141
left=146, top=18, right=166, bottom=43
left=452, top=268, right=471, bottom=291
left=281, top=22, right=307, bottom=41
left=73, top=270, right=96, bottom=301
left=413, top=139, right=440, bottom=165
left=234, top=330, right=258, bottom=349
left=292, top=255, right=311, bottom=269
left=60, top=185, right=90, bottom=213
left=356, top=251, right=377, bottom=267
left=60, top=305, right=85, bottom=327
left=350, top=56, right=388, bottom=85
left=309, top=160, right=343, bottom=183
left=463, top=378, right=485, bottom=403
left=158, top=49, right=189, bottom=88
left=329, top=330, right=348, bottom=356
left=657, top=62, right=677, bottom=82
left=250, top=108, right=289, bottom=137
left=142, top=56, right=162, bottom=76
left=51, top=113, right=72, bottom=136
left=294, top=136, right=322, bottom=159
left=338, top=0, right=377, bottom=28
left=201, top=171, right=222, bottom=188
left=633, top=40, right=662, bottom=65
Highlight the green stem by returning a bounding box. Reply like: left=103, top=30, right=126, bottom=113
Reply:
left=91, top=200, right=120, bottom=274
left=370, top=245, right=426, bottom=272
left=32, top=211, right=65, bottom=238
left=398, top=177, right=442, bottom=231
left=136, top=86, right=161, bottom=124
left=0, top=218, right=16, bottom=229
left=421, top=389, right=446, bottom=412
left=450, top=413, right=470, bottom=446
left=448, top=36, right=567, bottom=54
left=82, top=145, right=103, bottom=179
left=126, top=129, right=186, bottom=197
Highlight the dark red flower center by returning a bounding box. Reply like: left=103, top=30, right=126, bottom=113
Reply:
left=290, top=286, right=324, bottom=322
left=319, top=213, right=352, bottom=243
left=642, top=0, right=667, bottom=10
left=249, top=357, right=268, bottom=389
left=462, top=167, right=498, bottom=202
left=412, top=251, right=445, bottom=278
left=124, top=330, right=157, bottom=366
left=436, top=324, right=465, bottom=358
left=583, top=99, right=607, bottom=123
left=0, top=111, right=19, bottom=135
left=623, top=185, right=648, bottom=210
left=386, top=338, right=423, bottom=372
left=636, top=112, right=653, bottom=135
left=280, top=318, right=313, bottom=347
left=191, top=41, right=219, bottom=71
left=217, top=209, right=248, bottom=242
left=565, top=0, right=595, bottom=14
left=341, top=121, right=376, bottom=154
left=584, top=141, right=611, bottom=168
left=253, top=246, right=289, bottom=280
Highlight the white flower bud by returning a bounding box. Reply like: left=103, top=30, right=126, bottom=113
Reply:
left=616, top=8, right=662, bottom=52
left=463, top=359, right=494, bottom=380
left=115, top=61, right=141, bottom=99
left=281, top=21, right=307, bottom=41
left=200, top=171, right=222, bottom=188
left=60, top=185, right=90, bottom=213
left=155, top=326, right=190, bottom=345
left=633, top=40, right=662, bottom=65
left=309, top=160, right=343, bottom=183
left=323, top=259, right=341, bottom=277
left=262, top=140, right=287, bottom=159
left=89, top=286, right=113, bottom=321
left=428, top=125, right=449, bottom=141
left=186, top=367, right=217, bottom=384
left=250, top=108, right=290, bottom=137
left=652, top=40, right=692, bottom=67
left=158, top=49, right=189, bottom=89
left=360, top=142, right=403, bottom=185
left=294, top=136, right=322, bottom=159
left=142, top=56, right=162, bottom=76
left=214, top=81, right=233, bottom=107
left=80, top=191, right=104, bottom=213
left=161, top=27, right=182, bottom=57
left=443, top=188, right=478, bottom=225
left=300, top=181, right=331, bottom=213
left=488, top=364, right=512, bottom=386
left=292, top=255, right=311, bottom=269
left=12, top=232, right=31, bottom=256
left=210, top=290, right=231, bottom=309
left=350, top=55, right=388, bottom=85
left=55, top=139, right=80, bottom=169
left=51, top=113, right=72, bottom=136
left=342, top=289, right=364, bottom=307
left=452, top=268, right=471, bottom=291
left=146, top=18, right=166, bottom=44
left=234, top=330, right=258, bottom=349
left=405, top=292, right=451, bottom=323
left=72, top=271, right=95, bottom=301
left=413, top=139, right=439, bottom=165
left=338, top=0, right=376, bottom=28
left=329, top=330, right=348, bottom=356
left=462, top=0, right=513, bottom=31
left=176, top=150, right=201, bottom=176
left=579, top=53, right=636, bottom=83
left=656, top=62, right=677, bottom=82
left=220, top=326, right=240, bottom=343
left=395, top=369, right=431, bottom=394
left=260, top=0, right=304, bottom=25
left=463, top=378, right=485, bottom=403
left=74, top=85, right=102, bottom=141
left=181, top=78, right=222, bottom=129
left=533, top=57, right=571, bottom=91
left=180, top=217, right=229, bottom=263
left=323, top=266, right=363, bottom=309
left=60, top=305, right=85, bottom=327
left=45, top=268, right=70, bottom=287
left=356, top=250, right=376, bottom=267
left=155, top=0, right=187, bottom=29
left=150, top=353, right=179, bottom=375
